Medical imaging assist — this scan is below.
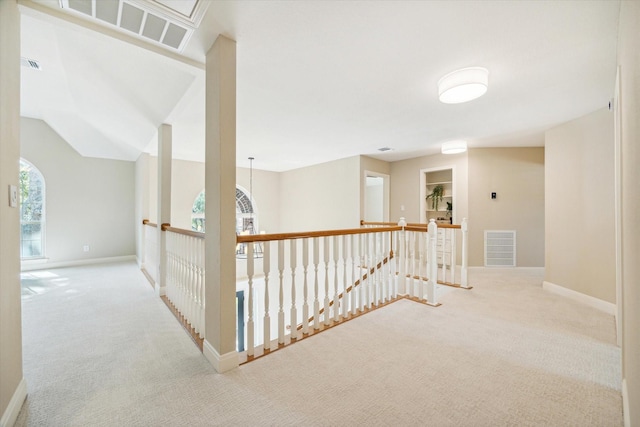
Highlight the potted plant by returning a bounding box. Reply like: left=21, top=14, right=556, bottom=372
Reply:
left=426, top=184, right=444, bottom=211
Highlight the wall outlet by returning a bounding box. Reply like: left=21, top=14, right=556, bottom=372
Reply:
left=83, top=245, right=90, bottom=252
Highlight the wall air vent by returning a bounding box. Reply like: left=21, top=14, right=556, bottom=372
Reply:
left=59, top=0, right=209, bottom=53
left=484, top=230, right=516, bottom=267
left=21, top=57, right=42, bottom=71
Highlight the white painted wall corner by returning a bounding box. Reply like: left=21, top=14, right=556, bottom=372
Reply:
left=203, top=340, right=239, bottom=373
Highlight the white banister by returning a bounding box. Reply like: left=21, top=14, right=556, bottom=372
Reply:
left=263, top=241, right=271, bottom=351
left=342, top=235, right=349, bottom=318
left=313, top=237, right=320, bottom=330
left=323, top=236, right=331, bottom=325
left=247, top=242, right=255, bottom=356
left=426, top=219, right=438, bottom=305
left=397, top=218, right=407, bottom=295
left=333, top=235, right=340, bottom=322
left=302, top=238, right=310, bottom=335
left=461, top=218, right=469, bottom=288
left=290, top=239, right=298, bottom=341
left=278, top=240, right=285, bottom=344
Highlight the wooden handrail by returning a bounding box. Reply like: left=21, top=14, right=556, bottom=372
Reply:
left=164, top=226, right=205, bottom=239
left=361, top=220, right=461, bottom=230
left=236, top=226, right=401, bottom=244
left=142, top=219, right=157, bottom=228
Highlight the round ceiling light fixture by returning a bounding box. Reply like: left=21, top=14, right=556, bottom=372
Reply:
left=441, top=140, right=468, bottom=154
left=438, top=67, right=489, bottom=104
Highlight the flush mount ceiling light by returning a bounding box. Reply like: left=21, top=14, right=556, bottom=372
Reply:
left=441, top=140, right=467, bottom=154
left=438, top=67, right=489, bottom=104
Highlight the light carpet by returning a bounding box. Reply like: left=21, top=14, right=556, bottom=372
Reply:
left=15, top=262, right=622, bottom=426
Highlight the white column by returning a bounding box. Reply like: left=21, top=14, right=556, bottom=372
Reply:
left=0, top=1, right=27, bottom=424
left=156, top=124, right=172, bottom=296
left=203, top=35, right=239, bottom=373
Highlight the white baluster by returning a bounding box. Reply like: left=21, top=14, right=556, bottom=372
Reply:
left=350, top=234, right=357, bottom=317
left=364, top=233, right=370, bottom=309
left=302, top=238, right=309, bottom=335
left=263, top=241, right=271, bottom=351
left=450, top=228, right=456, bottom=285
left=372, top=232, right=378, bottom=306
left=461, top=218, right=469, bottom=288
left=324, top=236, right=331, bottom=325
left=409, top=231, right=416, bottom=298
left=359, top=233, right=365, bottom=312
left=391, top=230, right=397, bottom=299
left=342, top=234, right=348, bottom=318
left=427, top=219, right=438, bottom=305
left=333, top=235, right=340, bottom=322
left=198, top=237, right=205, bottom=337
left=247, top=242, right=255, bottom=357
left=441, top=229, right=447, bottom=284
left=278, top=240, right=285, bottom=344
left=313, top=237, right=320, bottom=330
left=418, top=229, right=425, bottom=301
left=397, top=218, right=407, bottom=295
left=290, top=239, right=298, bottom=341
left=383, top=231, right=389, bottom=302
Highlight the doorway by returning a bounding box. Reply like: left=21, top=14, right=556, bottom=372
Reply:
left=364, top=171, right=389, bottom=222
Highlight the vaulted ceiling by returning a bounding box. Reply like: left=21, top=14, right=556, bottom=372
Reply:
left=20, top=0, right=621, bottom=171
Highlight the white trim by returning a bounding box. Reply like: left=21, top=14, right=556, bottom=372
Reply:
left=203, top=340, right=239, bottom=373
left=613, top=66, right=623, bottom=347
left=542, top=281, right=616, bottom=315
left=20, top=255, right=136, bottom=271
left=622, top=378, right=630, bottom=427
left=0, top=378, right=27, bottom=427
left=155, top=284, right=166, bottom=296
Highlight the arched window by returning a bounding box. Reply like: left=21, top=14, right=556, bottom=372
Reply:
left=191, top=187, right=258, bottom=234
left=20, top=159, right=46, bottom=259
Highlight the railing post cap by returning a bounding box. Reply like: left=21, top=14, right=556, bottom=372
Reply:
left=397, top=217, right=407, bottom=227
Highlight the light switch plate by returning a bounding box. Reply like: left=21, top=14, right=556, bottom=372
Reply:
left=9, top=185, right=17, bottom=208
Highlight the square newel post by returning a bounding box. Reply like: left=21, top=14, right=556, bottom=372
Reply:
left=156, top=124, right=172, bottom=296
left=203, top=34, right=239, bottom=373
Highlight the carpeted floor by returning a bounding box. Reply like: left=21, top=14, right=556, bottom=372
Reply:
left=15, top=262, right=622, bottom=426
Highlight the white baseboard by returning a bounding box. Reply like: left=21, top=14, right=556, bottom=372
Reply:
left=542, top=281, right=616, bottom=315
left=155, top=285, right=166, bottom=297
left=203, top=340, right=239, bottom=373
left=21, top=255, right=136, bottom=272
left=622, top=378, right=630, bottom=427
left=0, top=378, right=27, bottom=427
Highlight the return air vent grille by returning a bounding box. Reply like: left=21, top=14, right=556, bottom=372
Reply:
left=21, top=57, right=42, bottom=71
left=484, top=230, right=516, bottom=267
left=59, top=0, right=208, bottom=52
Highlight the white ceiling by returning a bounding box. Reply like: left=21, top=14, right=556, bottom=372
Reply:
left=19, top=0, right=621, bottom=171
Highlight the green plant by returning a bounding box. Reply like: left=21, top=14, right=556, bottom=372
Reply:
left=426, top=184, right=444, bottom=211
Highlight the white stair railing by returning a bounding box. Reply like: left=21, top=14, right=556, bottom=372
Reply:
left=143, top=218, right=469, bottom=362
left=164, top=226, right=205, bottom=338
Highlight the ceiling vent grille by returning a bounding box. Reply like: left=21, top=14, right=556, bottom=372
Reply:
left=21, top=57, right=42, bottom=71
left=484, top=230, right=516, bottom=267
left=59, top=0, right=208, bottom=52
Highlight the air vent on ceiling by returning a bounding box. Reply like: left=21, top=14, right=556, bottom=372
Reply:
left=378, top=147, right=393, bottom=152
left=484, top=230, right=516, bottom=267
left=21, top=57, right=42, bottom=71
left=59, top=0, right=208, bottom=52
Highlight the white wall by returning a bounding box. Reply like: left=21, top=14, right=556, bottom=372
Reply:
left=134, top=153, right=150, bottom=265
left=544, top=108, right=615, bottom=303
left=468, top=147, right=545, bottom=267
left=21, top=118, right=136, bottom=265
left=280, top=156, right=361, bottom=232
left=0, top=0, right=24, bottom=423
left=618, top=2, right=640, bottom=424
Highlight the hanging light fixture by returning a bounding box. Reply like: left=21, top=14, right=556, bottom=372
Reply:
left=438, top=67, right=489, bottom=104
left=441, top=140, right=468, bottom=154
